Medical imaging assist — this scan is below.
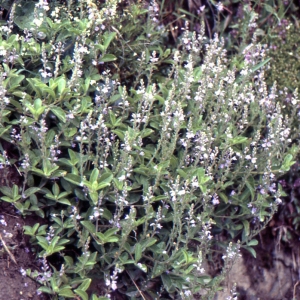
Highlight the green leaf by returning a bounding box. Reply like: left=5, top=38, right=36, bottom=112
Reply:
left=104, top=228, right=119, bottom=237
left=184, top=264, right=196, bottom=275
left=59, top=158, right=73, bottom=167
left=52, top=182, right=60, bottom=196
left=102, top=208, right=112, bottom=220
left=96, top=182, right=110, bottom=191
left=0, top=186, right=12, bottom=197
left=57, top=76, right=66, bottom=93
left=52, top=245, right=65, bottom=253
left=92, top=296, right=110, bottom=300
left=112, top=129, right=125, bottom=141
left=243, top=246, right=256, bottom=258
left=153, top=95, right=165, bottom=105
left=83, top=77, right=91, bottom=94
left=36, top=237, right=49, bottom=251
left=51, top=107, right=66, bottom=123
left=57, top=198, right=71, bottom=205
left=133, top=167, right=152, bottom=176
left=0, top=126, right=12, bottom=137
left=109, top=110, right=117, bottom=126
left=24, top=223, right=40, bottom=236
left=242, top=220, right=250, bottom=237
left=64, top=174, right=81, bottom=185
left=90, top=168, right=99, bottom=183
left=245, top=178, right=255, bottom=201
left=58, top=288, right=76, bottom=298
left=12, top=184, right=19, bottom=199
left=95, top=44, right=105, bottom=52
left=229, top=136, right=248, bottom=145
left=57, top=239, right=69, bottom=246
left=218, top=192, right=228, bottom=204
left=44, top=193, right=56, bottom=200
left=152, top=195, right=168, bottom=202
left=195, top=167, right=210, bottom=184
left=103, top=32, right=117, bottom=49
left=140, top=237, right=157, bottom=250
left=81, top=221, right=96, bottom=234
left=64, top=128, right=77, bottom=137
left=77, top=278, right=91, bottom=292
left=42, top=87, right=56, bottom=100
left=164, top=48, right=171, bottom=57
left=68, top=149, right=79, bottom=165
left=45, top=129, right=56, bottom=146
left=198, top=275, right=212, bottom=285
left=1, top=196, right=14, bottom=203
left=161, top=273, right=172, bottom=291
left=89, top=191, right=99, bottom=204
left=34, top=98, right=42, bottom=110
left=100, top=54, right=117, bottom=62
left=38, top=287, right=54, bottom=295
left=74, top=289, right=89, bottom=300
left=52, top=217, right=63, bottom=227
left=64, top=256, right=74, bottom=267
left=24, top=187, right=40, bottom=198
left=247, top=239, right=258, bottom=246
left=8, top=74, right=25, bottom=91
left=135, top=243, right=142, bottom=262
left=104, top=236, right=119, bottom=243
left=141, top=128, right=154, bottom=138
left=263, top=4, right=279, bottom=20
left=280, top=154, right=295, bottom=172
left=99, top=173, right=113, bottom=184
left=96, top=232, right=105, bottom=241
left=181, top=250, right=189, bottom=264
left=13, top=202, right=24, bottom=213
left=251, top=57, right=272, bottom=72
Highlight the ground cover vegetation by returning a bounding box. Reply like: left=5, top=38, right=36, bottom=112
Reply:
left=0, top=0, right=300, bottom=299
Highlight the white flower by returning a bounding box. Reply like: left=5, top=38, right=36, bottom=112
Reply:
left=111, top=280, right=117, bottom=290
left=178, top=190, right=186, bottom=196
left=34, top=19, right=43, bottom=27
left=212, top=194, right=219, bottom=205
left=20, top=268, right=27, bottom=276
left=216, top=2, right=224, bottom=11
left=212, top=198, right=219, bottom=205
left=118, top=175, right=126, bottom=181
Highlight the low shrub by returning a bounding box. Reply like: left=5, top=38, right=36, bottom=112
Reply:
left=0, top=0, right=298, bottom=299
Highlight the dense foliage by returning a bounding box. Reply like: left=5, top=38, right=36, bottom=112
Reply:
left=0, top=0, right=299, bottom=299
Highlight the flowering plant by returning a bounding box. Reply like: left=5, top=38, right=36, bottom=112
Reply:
left=0, top=0, right=298, bottom=299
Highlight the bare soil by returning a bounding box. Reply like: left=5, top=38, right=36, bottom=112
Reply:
left=214, top=227, right=300, bottom=300
left=0, top=202, right=49, bottom=300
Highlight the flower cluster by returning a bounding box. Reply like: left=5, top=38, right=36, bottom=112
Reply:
left=0, top=0, right=298, bottom=298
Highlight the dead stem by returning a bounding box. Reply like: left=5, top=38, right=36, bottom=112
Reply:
left=0, top=233, right=17, bottom=265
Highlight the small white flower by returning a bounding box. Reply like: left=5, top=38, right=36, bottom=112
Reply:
left=178, top=190, right=186, bottom=196
left=111, top=280, right=117, bottom=290
left=20, top=268, right=27, bottom=276
left=118, top=175, right=126, bottom=181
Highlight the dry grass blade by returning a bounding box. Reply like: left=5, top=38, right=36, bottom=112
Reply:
left=0, top=233, right=17, bottom=265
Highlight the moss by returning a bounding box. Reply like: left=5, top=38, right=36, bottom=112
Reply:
left=266, top=20, right=300, bottom=93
